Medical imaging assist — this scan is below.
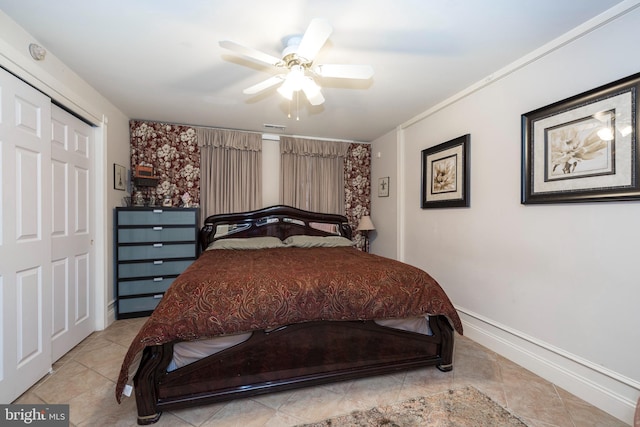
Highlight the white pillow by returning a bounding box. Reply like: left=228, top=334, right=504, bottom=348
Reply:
left=283, top=235, right=354, bottom=248
left=206, top=236, right=284, bottom=250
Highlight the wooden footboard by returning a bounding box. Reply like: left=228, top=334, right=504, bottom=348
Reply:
left=133, top=315, right=454, bottom=425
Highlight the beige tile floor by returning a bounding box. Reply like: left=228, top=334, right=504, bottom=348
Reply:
left=13, top=317, right=628, bottom=427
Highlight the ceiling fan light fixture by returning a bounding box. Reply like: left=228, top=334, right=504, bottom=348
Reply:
left=304, top=89, right=324, bottom=106
left=287, top=64, right=306, bottom=90
left=301, top=77, right=324, bottom=105
left=277, top=64, right=307, bottom=100
left=301, top=77, right=320, bottom=97
left=277, top=82, right=294, bottom=100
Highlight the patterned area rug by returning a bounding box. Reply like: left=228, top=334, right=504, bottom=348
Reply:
left=297, top=386, right=528, bottom=427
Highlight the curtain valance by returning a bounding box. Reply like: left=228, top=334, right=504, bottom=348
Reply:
left=197, top=128, right=262, bottom=151
left=280, top=136, right=349, bottom=158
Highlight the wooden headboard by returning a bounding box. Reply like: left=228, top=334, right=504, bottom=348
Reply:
left=199, top=205, right=353, bottom=251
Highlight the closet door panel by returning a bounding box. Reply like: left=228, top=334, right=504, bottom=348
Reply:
left=0, top=67, right=52, bottom=404
left=75, top=165, right=89, bottom=233
left=50, top=106, right=94, bottom=362
left=16, top=267, right=43, bottom=366
left=15, top=148, right=41, bottom=239
left=51, top=258, right=68, bottom=340
left=51, top=159, right=68, bottom=236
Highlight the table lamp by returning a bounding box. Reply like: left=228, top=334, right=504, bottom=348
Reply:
left=356, top=215, right=375, bottom=252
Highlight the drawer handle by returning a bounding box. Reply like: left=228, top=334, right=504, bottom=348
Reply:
left=153, top=226, right=163, bottom=231
left=153, top=277, right=164, bottom=282
left=153, top=294, right=163, bottom=299
left=153, top=209, right=163, bottom=214
left=153, top=260, right=163, bottom=265
left=153, top=243, right=163, bottom=248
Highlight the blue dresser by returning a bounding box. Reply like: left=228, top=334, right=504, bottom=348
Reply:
left=115, top=207, right=199, bottom=318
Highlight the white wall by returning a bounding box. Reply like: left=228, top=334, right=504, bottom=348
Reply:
left=370, top=129, right=398, bottom=259
left=0, top=11, right=131, bottom=328
left=373, top=3, right=640, bottom=424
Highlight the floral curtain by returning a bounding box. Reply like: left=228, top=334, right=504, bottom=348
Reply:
left=129, top=120, right=200, bottom=206
left=345, top=143, right=371, bottom=250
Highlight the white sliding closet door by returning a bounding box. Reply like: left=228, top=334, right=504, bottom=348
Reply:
left=0, top=68, right=53, bottom=403
left=50, top=105, right=94, bottom=362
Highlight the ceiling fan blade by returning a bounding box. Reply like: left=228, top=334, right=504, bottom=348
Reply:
left=296, top=18, right=333, bottom=61
left=243, top=75, right=286, bottom=95
left=219, top=40, right=283, bottom=67
left=314, top=64, right=374, bottom=80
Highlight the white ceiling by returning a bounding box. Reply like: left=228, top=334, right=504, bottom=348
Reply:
left=0, top=0, right=625, bottom=142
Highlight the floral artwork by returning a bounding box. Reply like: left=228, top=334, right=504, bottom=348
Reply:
left=432, top=156, right=457, bottom=193
left=421, top=135, right=470, bottom=208
left=547, top=118, right=611, bottom=179
left=522, top=72, right=640, bottom=204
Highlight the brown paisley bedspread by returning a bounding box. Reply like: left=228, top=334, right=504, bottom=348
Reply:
left=115, top=246, right=463, bottom=401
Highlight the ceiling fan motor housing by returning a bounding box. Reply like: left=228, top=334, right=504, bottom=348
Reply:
left=282, top=36, right=312, bottom=67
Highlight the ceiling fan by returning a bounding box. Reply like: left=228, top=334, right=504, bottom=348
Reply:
left=219, top=18, right=374, bottom=106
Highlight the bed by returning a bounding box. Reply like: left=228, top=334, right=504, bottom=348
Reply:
left=115, top=205, right=463, bottom=425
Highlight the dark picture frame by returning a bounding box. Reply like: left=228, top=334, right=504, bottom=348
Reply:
left=522, top=72, right=640, bottom=204
left=421, top=134, right=470, bottom=208
left=378, top=177, right=389, bottom=197
left=114, top=163, right=126, bottom=191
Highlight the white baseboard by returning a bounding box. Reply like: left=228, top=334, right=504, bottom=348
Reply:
left=457, top=307, right=639, bottom=425
left=106, top=301, right=117, bottom=328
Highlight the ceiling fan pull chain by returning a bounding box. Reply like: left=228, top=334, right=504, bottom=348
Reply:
left=296, top=91, right=300, bottom=121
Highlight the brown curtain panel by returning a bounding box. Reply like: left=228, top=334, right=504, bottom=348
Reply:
left=280, top=136, right=349, bottom=214
left=198, top=128, right=262, bottom=217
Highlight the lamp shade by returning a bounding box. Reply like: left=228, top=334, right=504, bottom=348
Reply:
left=356, top=215, right=375, bottom=231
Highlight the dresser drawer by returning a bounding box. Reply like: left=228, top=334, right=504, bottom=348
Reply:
left=118, top=277, right=176, bottom=296
left=118, top=209, right=196, bottom=226
left=118, top=259, right=194, bottom=279
left=118, top=227, right=195, bottom=243
left=119, top=295, right=164, bottom=314
left=118, top=243, right=196, bottom=261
